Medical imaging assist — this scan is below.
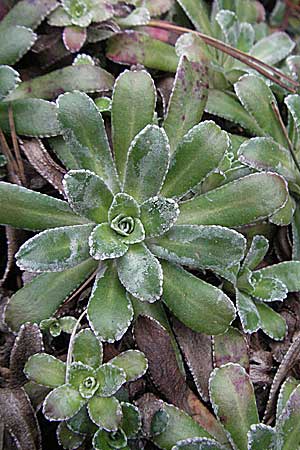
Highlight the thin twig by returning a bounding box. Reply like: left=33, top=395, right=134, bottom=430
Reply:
left=0, top=128, right=20, bottom=178
left=148, top=20, right=299, bottom=93
left=8, top=106, right=26, bottom=185
left=271, top=100, right=300, bottom=174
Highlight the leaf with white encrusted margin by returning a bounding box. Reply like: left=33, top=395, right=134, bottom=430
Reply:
left=89, top=223, right=129, bottom=260
left=16, top=224, right=94, bottom=273
left=255, top=302, right=287, bottom=341
left=247, top=424, right=280, bottom=450
left=163, top=55, right=208, bottom=155
left=0, top=65, right=20, bottom=100
left=250, top=276, right=287, bottom=302
left=234, top=75, right=286, bottom=147
left=1, top=0, right=59, bottom=30
left=57, top=91, right=119, bottom=193
left=149, top=225, right=246, bottom=272
left=96, top=363, right=126, bottom=397
left=67, top=405, right=97, bottom=435
left=209, top=363, right=259, bottom=450
left=152, top=403, right=212, bottom=450
left=43, top=384, right=86, bottom=421
left=110, top=350, right=148, bottom=382
left=117, top=243, right=163, bottom=303
left=87, top=262, right=133, bottom=342
left=5, top=257, right=97, bottom=331
left=176, top=0, right=212, bottom=35
left=121, top=402, right=141, bottom=438
left=177, top=173, right=288, bottom=227
left=111, top=70, right=156, bottom=182
left=73, top=329, right=103, bottom=369
left=141, top=197, right=179, bottom=238
left=163, top=121, right=229, bottom=199
left=250, top=32, right=295, bottom=66
left=276, top=385, right=300, bottom=449
left=57, top=421, right=85, bottom=450
left=285, top=94, right=300, bottom=143
left=0, top=26, right=37, bottom=65
left=242, top=235, right=269, bottom=271
left=269, top=194, right=295, bottom=227
left=108, top=193, right=140, bottom=223
left=63, top=170, right=113, bottom=223
left=123, top=125, right=170, bottom=204
left=161, top=261, right=236, bottom=335
left=68, top=363, right=96, bottom=396
left=172, top=437, right=227, bottom=449
left=213, top=327, right=249, bottom=371
left=93, top=428, right=127, bottom=450
left=63, top=26, right=87, bottom=53
left=24, top=353, right=66, bottom=388
left=276, top=377, right=300, bottom=421
left=236, top=289, right=261, bottom=334
left=253, top=261, right=300, bottom=292
left=88, top=396, right=122, bottom=431
left=117, top=7, right=150, bottom=27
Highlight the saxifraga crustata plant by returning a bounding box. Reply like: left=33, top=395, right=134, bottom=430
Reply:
left=0, top=67, right=289, bottom=343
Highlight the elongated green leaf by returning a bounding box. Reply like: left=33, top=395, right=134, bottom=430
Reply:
left=277, top=385, right=300, bottom=450
left=162, top=261, right=236, bottom=335
left=172, top=437, right=227, bottom=450
left=0, top=26, right=36, bottom=65
left=111, top=70, right=156, bottom=182
left=121, top=402, right=141, bottom=438
left=177, top=173, right=288, bottom=227
left=0, top=65, right=20, bottom=100
left=255, top=302, right=286, bottom=341
left=141, top=197, right=179, bottom=238
left=254, top=261, right=300, bottom=292
left=209, top=363, right=259, bottom=450
left=251, top=276, right=287, bottom=302
left=24, top=353, right=66, bottom=388
left=123, top=125, right=170, bottom=203
left=57, top=91, right=119, bottom=193
left=153, top=403, right=211, bottom=450
left=238, top=137, right=300, bottom=184
left=106, top=31, right=179, bottom=73
left=88, top=396, right=122, bottom=431
left=176, top=0, right=212, bottom=35
left=73, top=329, right=103, bottom=369
left=108, top=193, right=140, bottom=223
left=236, top=289, right=261, bottom=334
left=149, top=225, right=246, bottom=272
left=250, top=32, right=295, bottom=65
left=110, top=350, right=148, bottom=382
left=117, top=243, right=163, bottom=302
left=162, top=121, right=229, bottom=198
left=0, top=99, right=61, bottom=137
left=1, top=0, right=58, bottom=29
left=247, top=424, right=280, bottom=450
left=242, top=235, right=269, bottom=271
left=89, top=223, right=129, bottom=260
left=5, top=65, right=114, bottom=101
left=16, top=224, right=94, bottom=272
left=163, top=56, right=208, bottom=154
left=234, top=75, right=286, bottom=146
left=5, top=258, right=97, bottom=331
left=0, top=182, right=88, bottom=231
left=57, top=422, right=85, bottom=449
left=277, top=377, right=300, bottom=421
left=87, top=263, right=133, bottom=342
left=63, top=170, right=113, bottom=223
left=96, top=363, right=126, bottom=397
left=43, top=384, right=85, bottom=421
left=205, top=90, right=264, bottom=136
left=285, top=95, right=300, bottom=142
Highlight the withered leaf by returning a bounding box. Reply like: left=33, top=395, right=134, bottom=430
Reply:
left=213, top=327, right=250, bottom=371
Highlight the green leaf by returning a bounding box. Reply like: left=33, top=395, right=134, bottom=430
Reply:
left=292, top=203, right=300, bottom=261
left=0, top=26, right=36, bottom=65
left=153, top=403, right=211, bottom=450
left=73, top=329, right=103, bottom=369
left=57, top=421, right=85, bottom=450
left=88, top=396, right=122, bottom=431
left=247, top=424, right=280, bottom=450
left=89, top=223, right=128, bottom=260
left=5, top=65, right=114, bottom=101
left=205, top=90, right=264, bottom=136
left=87, top=263, right=133, bottom=342
left=236, top=289, right=261, bottom=334
left=285, top=94, right=300, bottom=143
left=0, top=99, right=61, bottom=137
left=255, top=302, right=286, bottom=341
left=276, top=385, right=300, bottom=450
left=63, top=170, right=113, bottom=223
left=93, top=429, right=127, bottom=450
left=254, top=261, right=300, bottom=292
left=68, top=363, right=98, bottom=398
left=111, top=70, right=156, bottom=182
left=110, top=350, right=148, bottom=382
left=96, top=363, right=126, bottom=397
left=162, top=121, right=229, bottom=198
left=57, top=91, right=119, bottom=193
left=16, top=224, right=94, bottom=272
left=209, top=363, right=259, bottom=450
left=48, top=5, right=73, bottom=26
left=238, top=137, right=300, bottom=184
left=234, top=75, right=286, bottom=146
left=43, top=384, right=86, bottom=421
left=141, top=197, right=179, bottom=238
left=117, top=243, right=163, bottom=302
left=172, top=437, right=227, bottom=450
left=251, top=276, right=287, bottom=302
left=1, top=0, right=58, bottom=29
left=117, top=7, right=150, bottom=27
left=270, top=194, right=296, bottom=227
left=108, top=193, right=140, bottom=223
left=176, top=0, right=212, bottom=35
left=123, top=125, right=170, bottom=203
left=250, top=32, right=295, bottom=65
left=24, top=353, right=66, bottom=388
left=277, top=377, right=300, bottom=421
left=177, top=173, right=288, bottom=227
left=149, top=225, right=246, bottom=272
left=48, top=136, right=80, bottom=170
left=5, top=258, right=97, bottom=331
left=59, top=316, right=77, bottom=334
left=242, top=235, right=269, bottom=271
left=163, top=56, right=208, bottom=154
left=0, top=65, right=20, bottom=100
left=162, top=261, right=236, bottom=335
left=106, top=31, right=179, bottom=73
left=67, top=405, right=97, bottom=434
left=121, top=402, right=141, bottom=438
left=0, top=182, right=88, bottom=231
left=213, top=327, right=249, bottom=371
